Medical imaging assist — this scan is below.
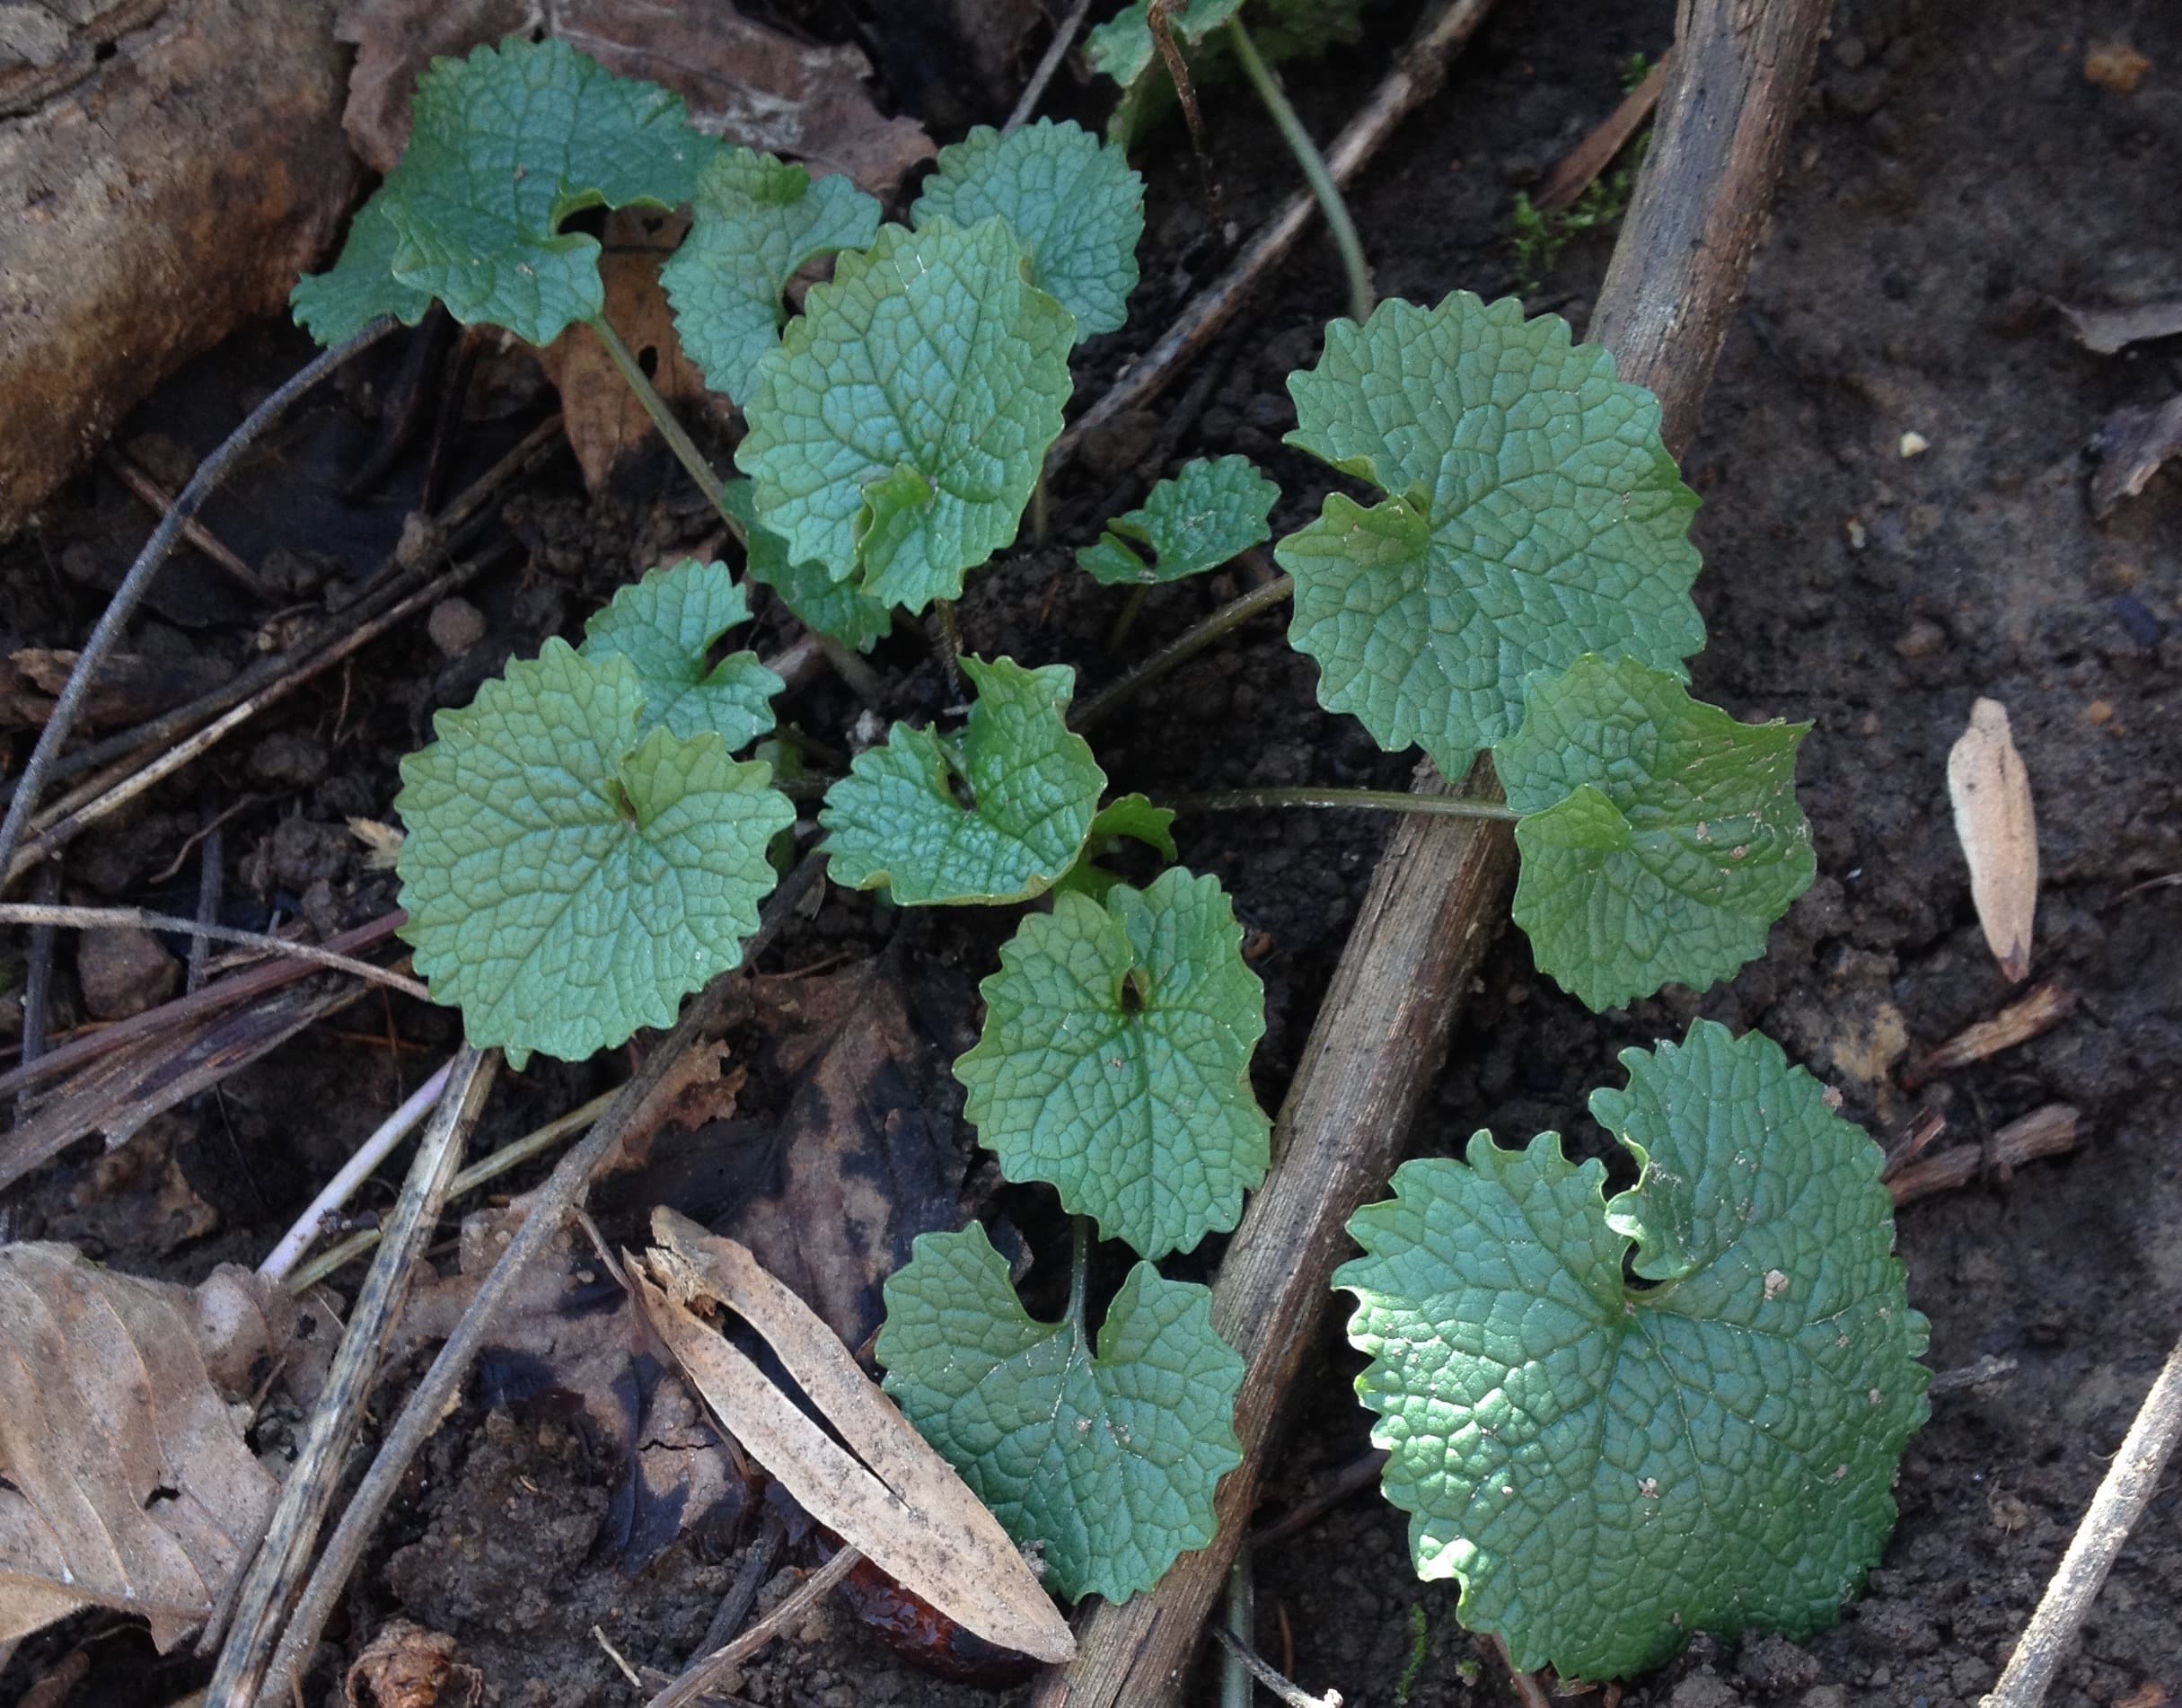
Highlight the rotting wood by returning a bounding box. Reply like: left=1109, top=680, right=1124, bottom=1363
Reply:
left=1887, top=1104, right=2081, bottom=1207
left=1025, top=2, right=1834, bottom=1701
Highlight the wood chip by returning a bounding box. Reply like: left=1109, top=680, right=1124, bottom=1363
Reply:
left=631, top=1211, right=1075, bottom=1666
left=1904, top=982, right=2077, bottom=1087
left=1947, top=698, right=2038, bottom=982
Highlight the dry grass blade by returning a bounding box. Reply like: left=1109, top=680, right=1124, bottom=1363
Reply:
left=1534, top=48, right=1669, bottom=212
left=0, top=1247, right=304, bottom=1650
left=1947, top=698, right=2039, bottom=982
left=633, top=1210, right=1074, bottom=1666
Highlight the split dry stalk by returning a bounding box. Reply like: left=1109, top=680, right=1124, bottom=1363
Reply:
left=1025, top=0, right=1834, bottom=1700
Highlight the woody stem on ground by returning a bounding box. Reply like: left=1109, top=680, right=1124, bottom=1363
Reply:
left=1227, top=17, right=1373, bottom=325
left=1072, top=573, right=1293, bottom=732
left=1168, top=787, right=1518, bottom=822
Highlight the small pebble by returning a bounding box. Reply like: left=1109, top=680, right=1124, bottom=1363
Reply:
left=1893, top=617, right=1948, bottom=659
left=78, top=926, right=179, bottom=1021
left=1843, top=515, right=1868, bottom=550
left=427, top=597, right=488, bottom=657
left=1897, top=430, right=1930, bottom=458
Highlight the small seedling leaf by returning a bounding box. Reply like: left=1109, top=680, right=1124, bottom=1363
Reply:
left=1277, top=293, right=1704, bottom=777
left=1338, top=1020, right=1930, bottom=1680
left=820, top=656, right=1104, bottom=905
left=291, top=197, right=435, bottom=346
left=395, top=638, right=792, bottom=1067
left=579, top=559, right=781, bottom=748
left=1055, top=793, right=1180, bottom=899
left=955, top=867, right=1268, bottom=1258
left=1078, top=456, right=1280, bottom=586
left=296, top=38, right=714, bottom=349
left=721, top=480, right=893, bottom=653
left=735, top=217, right=1076, bottom=612
left=1497, top=655, right=1815, bottom=1011
left=1086, top=0, right=1244, bottom=86
left=910, top=119, right=1145, bottom=343
left=661, top=145, right=882, bottom=402
left=1945, top=697, right=2037, bottom=982
left=876, top=1224, right=1245, bottom=1603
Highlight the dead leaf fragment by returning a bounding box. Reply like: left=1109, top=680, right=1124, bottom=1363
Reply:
left=2083, top=41, right=2151, bottom=95
left=1947, top=698, right=2038, bottom=982
left=348, top=1619, right=482, bottom=1708
left=633, top=1211, right=1075, bottom=1666
left=0, top=1245, right=287, bottom=1650
left=2090, top=392, right=2182, bottom=518
left=2062, top=298, right=2182, bottom=355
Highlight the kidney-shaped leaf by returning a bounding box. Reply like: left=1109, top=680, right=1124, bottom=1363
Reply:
left=877, top=1224, right=1244, bottom=1603
left=1337, top=1021, right=1930, bottom=1680
left=1078, top=455, right=1279, bottom=586
left=579, top=559, right=781, bottom=749
left=1276, top=293, right=1704, bottom=778
left=395, top=638, right=792, bottom=1067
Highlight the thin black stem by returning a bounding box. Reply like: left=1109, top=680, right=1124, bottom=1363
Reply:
left=1227, top=17, right=1373, bottom=326
left=0, top=317, right=398, bottom=892
left=1166, top=787, right=1518, bottom=823
left=588, top=313, right=744, bottom=546
left=1071, top=573, right=1293, bottom=732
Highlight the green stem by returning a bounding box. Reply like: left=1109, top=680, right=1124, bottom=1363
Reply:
left=1105, top=585, right=1150, bottom=652
left=929, top=600, right=968, bottom=701
left=1033, top=466, right=1051, bottom=547
left=1166, top=786, right=1519, bottom=823
left=1222, top=1552, right=1255, bottom=1708
left=1227, top=17, right=1373, bottom=325
left=1067, top=1216, right=1092, bottom=1352
left=1071, top=573, right=1293, bottom=732
left=588, top=314, right=744, bottom=547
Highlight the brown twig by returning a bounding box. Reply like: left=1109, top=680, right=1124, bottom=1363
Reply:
left=258, top=853, right=825, bottom=1704
left=102, top=449, right=270, bottom=596
left=1210, top=1624, right=1343, bottom=1708
left=202, top=1048, right=496, bottom=1703
left=1025, top=2, right=1832, bottom=1701
left=1980, top=1332, right=2182, bottom=1708
left=1887, top=1105, right=2081, bottom=1207
left=0, top=903, right=429, bottom=1000
left=1249, top=1448, right=1389, bottom=1549
left=1493, top=1635, right=1554, bottom=1708
left=1051, top=0, right=1496, bottom=476
left=1903, top=982, right=2078, bottom=1088
left=647, top=1547, right=861, bottom=1708
left=1003, top=0, right=1096, bottom=135
left=1533, top=49, right=1671, bottom=213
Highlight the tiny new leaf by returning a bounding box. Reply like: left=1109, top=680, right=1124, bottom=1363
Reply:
left=296, top=38, right=714, bottom=349
left=579, top=559, right=782, bottom=749
left=1276, top=293, right=1704, bottom=777
left=820, top=656, right=1104, bottom=905
left=910, top=119, right=1145, bottom=343
left=876, top=1224, right=1245, bottom=1603
left=1054, top=792, right=1179, bottom=900
left=661, top=145, right=882, bottom=402
left=722, top=480, right=893, bottom=653
left=395, top=638, right=792, bottom=1067
left=1496, top=655, right=1816, bottom=1011
left=955, top=867, right=1269, bottom=1258
left=1078, top=456, right=1280, bottom=586
left=735, top=217, right=1075, bottom=612
left=1337, top=1021, right=1930, bottom=1680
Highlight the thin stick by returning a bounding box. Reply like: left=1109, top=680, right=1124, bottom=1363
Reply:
left=1221, top=1553, right=1255, bottom=1708
left=259, top=854, right=825, bottom=1704
left=13, top=868, right=57, bottom=1125
left=0, top=903, right=428, bottom=999
left=589, top=313, right=741, bottom=541
left=185, top=818, right=224, bottom=993
left=283, top=1084, right=621, bottom=1293
left=1227, top=17, right=1372, bottom=325
left=1168, top=787, right=1518, bottom=822
left=647, top=1547, right=861, bottom=1708
left=1209, top=1626, right=1343, bottom=1708
left=1052, top=0, right=1493, bottom=475
left=258, top=1059, right=456, bottom=1281
left=1071, top=574, right=1293, bottom=731
left=102, top=449, right=269, bottom=596
left=203, top=1048, right=496, bottom=1703
left=0, top=319, right=396, bottom=894
left=1887, top=1105, right=2081, bottom=1207
left=1981, top=1333, right=2182, bottom=1708
left=1004, top=0, right=1096, bottom=134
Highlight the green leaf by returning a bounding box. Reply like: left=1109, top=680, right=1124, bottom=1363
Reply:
left=1497, top=655, right=1815, bottom=1011
left=910, top=119, right=1144, bottom=343
left=720, top=480, right=893, bottom=654
left=1078, top=456, right=1279, bottom=586
left=955, top=867, right=1267, bottom=1258
left=295, top=38, right=713, bottom=349
left=660, top=145, right=881, bottom=402
left=735, top=217, right=1076, bottom=613
left=1086, top=0, right=1244, bottom=87
left=578, top=559, right=781, bottom=749
left=1088, top=0, right=1364, bottom=146
left=820, top=656, right=1104, bottom=905
left=876, top=1225, right=1244, bottom=1602
left=291, top=197, right=435, bottom=346
left=394, top=638, right=793, bottom=1067
left=1276, top=293, right=1704, bottom=777
left=1337, top=1020, right=1930, bottom=1680
left=1055, top=793, right=1180, bottom=898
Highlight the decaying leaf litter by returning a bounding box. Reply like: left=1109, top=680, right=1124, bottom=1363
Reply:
left=2, top=1, right=2180, bottom=1706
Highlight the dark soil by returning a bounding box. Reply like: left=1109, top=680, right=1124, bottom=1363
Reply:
left=3, top=0, right=2179, bottom=1704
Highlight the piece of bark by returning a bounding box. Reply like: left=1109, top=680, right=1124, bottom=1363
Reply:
left=1903, top=982, right=2076, bottom=1088
left=1948, top=697, right=2039, bottom=982
left=0, top=0, right=357, bottom=539
left=2090, top=392, right=2182, bottom=517
left=2063, top=298, right=2182, bottom=355
left=1024, top=1, right=1834, bottom=1702
left=1887, top=1105, right=2081, bottom=1206
left=0, top=647, right=233, bottom=731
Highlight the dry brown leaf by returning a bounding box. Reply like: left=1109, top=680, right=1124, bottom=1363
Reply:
left=0, top=1246, right=304, bottom=1650
left=534, top=208, right=711, bottom=493
left=1947, top=697, right=2038, bottom=982
left=347, top=1618, right=482, bottom=1708
left=333, top=0, right=932, bottom=193
left=633, top=1211, right=1076, bottom=1667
